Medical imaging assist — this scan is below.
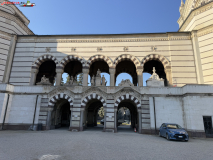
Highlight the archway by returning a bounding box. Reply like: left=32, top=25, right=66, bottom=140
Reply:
left=115, top=60, right=137, bottom=86
left=117, top=101, right=138, bottom=132
left=143, top=60, right=168, bottom=86
left=50, top=99, right=71, bottom=129
left=35, top=60, right=56, bottom=85
left=81, top=93, right=107, bottom=131
left=115, top=94, right=141, bottom=133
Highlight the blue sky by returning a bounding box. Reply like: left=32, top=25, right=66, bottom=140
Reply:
left=18, top=0, right=183, bottom=86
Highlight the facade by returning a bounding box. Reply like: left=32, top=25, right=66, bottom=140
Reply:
left=0, top=0, right=213, bottom=137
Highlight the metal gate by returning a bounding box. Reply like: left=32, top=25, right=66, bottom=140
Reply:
left=203, top=116, right=213, bottom=138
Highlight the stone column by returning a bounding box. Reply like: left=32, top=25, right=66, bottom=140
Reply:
left=80, top=109, right=84, bottom=131
left=109, top=68, right=116, bottom=86
left=138, top=108, right=142, bottom=134
left=82, top=68, right=89, bottom=86
left=3, top=35, right=17, bottom=83
left=165, top=66, right=172, bottom=86
left=56, top=68, right=64, bottom=86
left=46, top=108, right=53, bottom=130
left=114, top=109, right=117, bottom=132
left=30, top=68, right=39, bottom=85
left=137, top=69, right=143, bottom=86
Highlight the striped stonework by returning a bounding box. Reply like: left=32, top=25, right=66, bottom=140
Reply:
left=87, top=55, right=113, bottom=68
left=114, top=94, right=141, bottom=108
left=141, top=54, right=170, bottom=70
left=60, top=55, right=86, bottom=69
left=38, top=98, right=48, bottom=126
left=141, top=97, right=151, bottom=134
left=113, top=54, right=141, bottom=68
left=48, top=93, right=73, bottom=108
left=105, top=98, right=115, bottom=132
left=32, top=54, right=59, bottom=69
left=81, top=93, right=107, bottom=108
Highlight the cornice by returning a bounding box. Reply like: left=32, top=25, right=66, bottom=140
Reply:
left=179, top=1, right=213, bottom=31
left=197, top=24, right=213, bottom=37
left=0, top=10, right=34, bottom=35
left=0, top=30, right=12, bottom=40
left=17, top=36, right=191, bottom=43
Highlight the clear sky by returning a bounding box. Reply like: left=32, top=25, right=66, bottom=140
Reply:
left=18, top=0, right=183, bottom=86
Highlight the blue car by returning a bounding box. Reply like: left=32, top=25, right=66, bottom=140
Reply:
left=159, top=123, right=189, bottom=142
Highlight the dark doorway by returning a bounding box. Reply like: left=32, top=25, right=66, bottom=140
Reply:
left=117, top=101, right=138, bottom=132
left=203, top=116, right=213, bottom=138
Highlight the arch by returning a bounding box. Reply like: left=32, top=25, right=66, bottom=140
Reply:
left=87, top=54, right=113, bottom=68
left=114, top=94, right=141, bottom=108
left=32, top=54, right=59, bottom=69
left=114, top=54, right=141, bottom=68
left=59, top=55, right=86, bottom=69
left=81, top=93, right=107, bottom=108
left=141, top=54, right=170, bottom=70
left=48, top=93, right=73, bottom=108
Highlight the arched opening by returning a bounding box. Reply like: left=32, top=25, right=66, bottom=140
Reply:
left=143, top=60, right=168, bottom=86
left=116, top=73, right=133, bottom=86
left=83, top=99, right=104, bottom=131
left=115, top=60, right=137, bottom=86
left=35, top=61, right=56, bottom=85
left=117, top=100, right=138, bottom=132
left=64, top=60, right=82, bottom=78
left=89, top=60, right=109, bottom=77
left=50, top=99, right=71, bottom=130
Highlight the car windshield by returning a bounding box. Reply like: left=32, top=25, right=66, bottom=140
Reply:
left=167, top=124, right=182, bottom=129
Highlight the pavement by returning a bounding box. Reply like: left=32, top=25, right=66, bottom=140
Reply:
left=0, top=128, right=213, bottom=160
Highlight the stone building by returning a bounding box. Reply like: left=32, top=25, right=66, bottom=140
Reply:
left=0, top=0, right=213, bottom=137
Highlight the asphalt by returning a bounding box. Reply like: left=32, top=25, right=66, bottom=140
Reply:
left=0, top=128, right=213, bottom=160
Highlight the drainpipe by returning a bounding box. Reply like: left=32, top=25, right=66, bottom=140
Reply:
left=30, top=95, right=38, bottom=131
left=153, top=97, right=157, bottom=135
left=2, top=94, right=10, bottom=130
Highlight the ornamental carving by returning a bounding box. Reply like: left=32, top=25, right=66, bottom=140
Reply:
left=82, top=87, right=108, bottom=100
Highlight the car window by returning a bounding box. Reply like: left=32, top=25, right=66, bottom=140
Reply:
left=167, top=124, right=182, bottom=129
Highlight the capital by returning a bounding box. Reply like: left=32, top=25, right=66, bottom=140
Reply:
left=136, top=69, right=143, bottom=75
left=56, top=68, right=64, bottom=73
left=109, top=68, right=116, bottom=74
left=82, top=68, right=89, bottom=74
left=31, top=68, right=38, bottom=74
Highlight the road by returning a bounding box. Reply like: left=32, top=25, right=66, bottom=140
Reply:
left=0, top=128, right=213, bottom=160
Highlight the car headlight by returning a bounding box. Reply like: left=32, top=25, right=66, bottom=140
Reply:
left=169, top=131, right=174, bottom=134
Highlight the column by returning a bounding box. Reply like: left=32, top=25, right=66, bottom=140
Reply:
left=191, top=31, right=204, bottom=84
left=114, top=109, right=117, bottom=132
left=137, top=69, right=143, bottom=86
left=165, top=66, right=172, bottom=86
left=3, top=35, right=17, bottom=83
left=109, top=68, right=115, bottom=86
left=82, top=68, right=89, bottom=86
left=30, top=68, right=39, bottom=85
left=56, top=68, right=63, bottom=86
left=80, top=109, right=84, bottom=131
left=46, top=108, right=53, bottom=130
left=138, top=108, right=142, bottom=134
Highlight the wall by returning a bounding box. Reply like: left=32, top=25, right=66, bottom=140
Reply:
left=10, top=33, right=197, bottom=86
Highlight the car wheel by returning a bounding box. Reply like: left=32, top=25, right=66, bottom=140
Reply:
left=159, top=131, right=161, bottom=137
left=166, top=133, right=170, bottom=140
left=185, top=140, right=188, bottom=142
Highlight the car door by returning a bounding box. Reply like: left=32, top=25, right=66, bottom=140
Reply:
left=161, top=124, right=166, bottom=137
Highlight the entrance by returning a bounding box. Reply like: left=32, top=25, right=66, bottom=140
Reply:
left=83, top=99, right=104, bottom=131
left=117, top=101, right=138, bottom=132
left=203, top=116, right=213, bottom=138
left=51, top=99, right=71, bottom=129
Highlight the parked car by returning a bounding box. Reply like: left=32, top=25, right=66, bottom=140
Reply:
left=159, top=123, right=189, bottom=142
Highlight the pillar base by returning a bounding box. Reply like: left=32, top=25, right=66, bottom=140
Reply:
left=103, top=128, right=117, bottom=133
left=69, top=127, right=83, bottom=132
